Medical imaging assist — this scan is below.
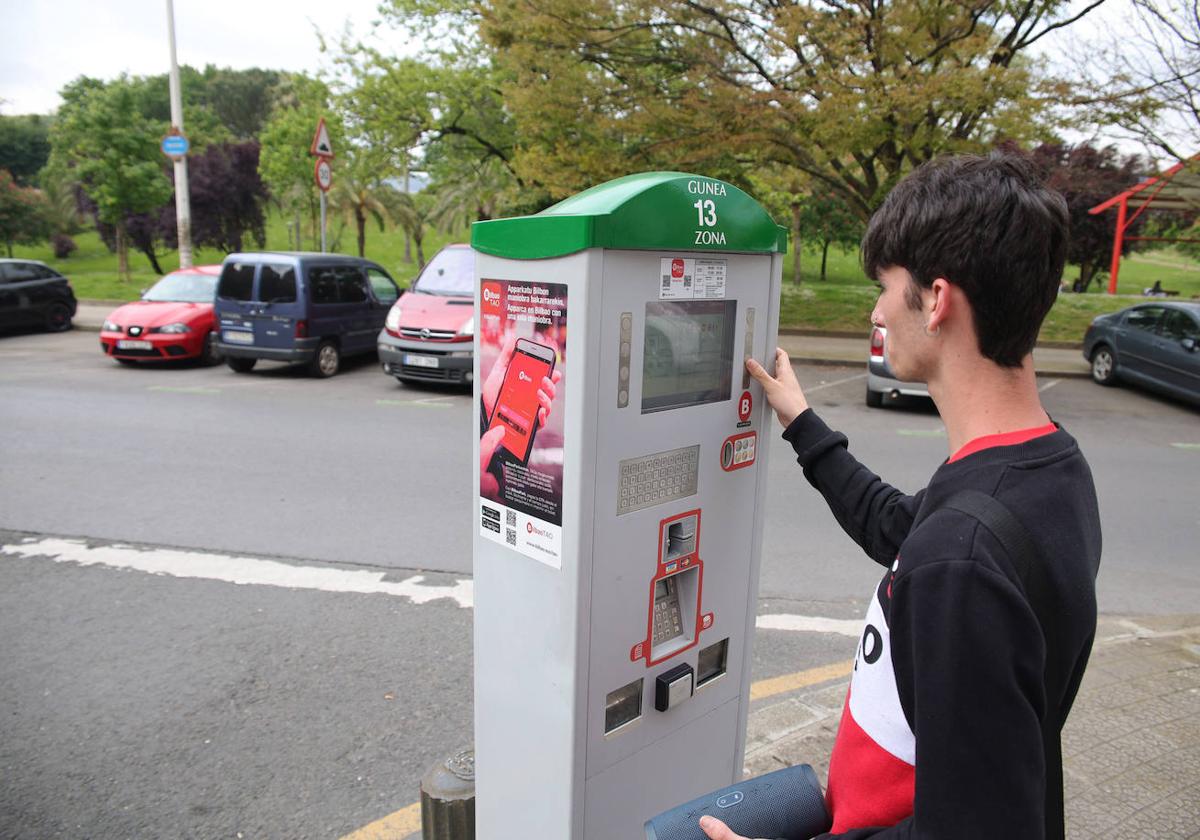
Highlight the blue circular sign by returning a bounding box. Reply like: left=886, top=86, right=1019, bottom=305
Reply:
left=161, top=134, right=190, bottom=157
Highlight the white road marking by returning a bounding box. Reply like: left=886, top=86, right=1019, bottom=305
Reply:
left=1, top=538, right=474, bottom=608
left=4, top=539, right=869, bottom=636
left=1170, top=443, right=1200, bottom=451
left=756, top=613, right=862, bottom=637
left=1038, top=379, right=1061, bottom=393
left=804, top=372, right=867, bottom=393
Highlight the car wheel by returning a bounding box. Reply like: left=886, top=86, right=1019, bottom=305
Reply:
left=226, top=357, right=257, bottom=373
left=866, top=387, right=884, bottom=408
left=45, top=302, right=73, bottom=333
left=310, top=341, right=340, bottom=378
left=200, top=332, right=223, bottom=366
left=1090, top=345, right=1117, bottom=386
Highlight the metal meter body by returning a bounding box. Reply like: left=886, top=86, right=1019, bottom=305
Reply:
left=472, top=172, right=786, bottom=839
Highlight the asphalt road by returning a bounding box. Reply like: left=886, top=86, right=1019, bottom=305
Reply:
left=1, top=328, right=1197, bottom=838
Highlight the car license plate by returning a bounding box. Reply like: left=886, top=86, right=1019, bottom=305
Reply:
left=116, top=340, right=152, bottom=350
left=404, top=354, right=439, bottom=368
left=223, top=331, right=254, bottom=345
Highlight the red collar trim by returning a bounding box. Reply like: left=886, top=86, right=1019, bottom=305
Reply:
left=949, top=422, right=1057, bottom=463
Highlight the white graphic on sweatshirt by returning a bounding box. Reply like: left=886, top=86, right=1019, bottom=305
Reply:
left=847, top=591, right=916, bottom=765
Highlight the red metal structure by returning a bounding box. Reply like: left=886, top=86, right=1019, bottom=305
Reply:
left=1088, top=155, right=1200, bottom=294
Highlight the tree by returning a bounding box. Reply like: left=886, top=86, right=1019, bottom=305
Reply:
left=797, top=191, right=865, bottom=283
left=0, top=169, right=51, bottom=257
left=336, top=24, right=527, bottom=221
left=201, top=67, right=285, bottom=140
left=0, top=115, right=52, bottom=185
left=258, top=75, right=341, bottom=250
left=1028, top=143, right=1148, bottom=292
left=383, top=189, right=435, bottom=269
left=1078, top=1, right=1200, bottom=161
left=187, top=140, right=268, bottom=253
left=404, top=0, right=1102, bottom=217
left=328, top=146, right=391, bottom=258
left=49, top=77, right=172, bottom=280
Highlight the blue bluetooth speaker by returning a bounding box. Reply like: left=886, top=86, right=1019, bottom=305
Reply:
left=644, top=764, right=831, bottom=840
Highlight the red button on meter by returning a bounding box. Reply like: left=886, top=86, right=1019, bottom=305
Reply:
left=737, top=390, right=753, bottom=422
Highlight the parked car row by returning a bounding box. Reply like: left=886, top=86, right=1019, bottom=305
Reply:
left=98, top=245, right=478, bottom=383
left=9, top=252, right=1197, bottom=407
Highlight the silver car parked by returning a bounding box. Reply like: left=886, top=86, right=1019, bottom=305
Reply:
left=866, top=325, right=929, bottom=408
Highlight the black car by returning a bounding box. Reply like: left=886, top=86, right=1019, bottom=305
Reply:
left=0, top=259, right=77, bottom=333
left=1082, top=301, right=1200, bottom=406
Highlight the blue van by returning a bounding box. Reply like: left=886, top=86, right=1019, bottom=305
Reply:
left=214, top=253, right=400, bottom=377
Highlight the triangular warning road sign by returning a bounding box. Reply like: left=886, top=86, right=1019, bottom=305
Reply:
left=310, top=117, right=334, bottom=159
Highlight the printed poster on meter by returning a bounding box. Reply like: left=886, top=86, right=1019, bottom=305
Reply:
left=478, top=279, right=567, bottom=569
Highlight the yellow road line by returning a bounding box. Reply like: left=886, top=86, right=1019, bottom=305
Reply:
left=749, top=659, right=854, bottom=702
left=341, top=661, right=853, bottom=838
left=340, top=800, right=421, bottom=840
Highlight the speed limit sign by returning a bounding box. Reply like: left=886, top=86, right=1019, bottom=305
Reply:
left=314, top=158, right=333, bottom=192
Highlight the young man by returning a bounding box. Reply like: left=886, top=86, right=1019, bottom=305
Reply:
left=702, top=153, right=1101, bottom=839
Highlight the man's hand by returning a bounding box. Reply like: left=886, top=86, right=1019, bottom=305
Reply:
left=746, top=347, right=809, bottom=428
left=698, top=815, right=766, bottom=840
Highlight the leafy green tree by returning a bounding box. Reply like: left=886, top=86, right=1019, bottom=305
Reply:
left=399, top=0, right=1103, bottom=217
left=328, top=146, right=392, bottom=258
left=201, top=67, right=285, bottom=139
left=0, top=169, right=51, bottom=256
left=383, top=189, right=435, bottom=270
left=48, top=76, right=172, bottom=279
left=0, top=115, right=52, bottom=185
left=258, top=75, right=342, bottom=249
left=335, top=25, right=526, bottom=220
left=797, top=191, right=865, bottom=283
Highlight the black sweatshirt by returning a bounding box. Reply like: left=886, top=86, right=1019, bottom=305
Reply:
left=782, top=410, right=1101, bottom=840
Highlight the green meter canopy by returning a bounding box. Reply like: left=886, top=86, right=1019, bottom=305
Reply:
left=471, top=171, right=788, bottom=260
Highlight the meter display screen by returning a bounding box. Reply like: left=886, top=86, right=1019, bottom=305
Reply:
left=642, top=300, right=736, bottom=413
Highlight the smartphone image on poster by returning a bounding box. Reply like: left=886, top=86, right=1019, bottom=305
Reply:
left=487, top=338, right=557, bottom=465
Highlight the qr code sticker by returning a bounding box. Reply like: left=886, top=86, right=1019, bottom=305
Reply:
left=661, top=275, right=671, bottom=291
left=506, top=529, right=517, bottom=546
left=506, top=510, right=517, bottom=527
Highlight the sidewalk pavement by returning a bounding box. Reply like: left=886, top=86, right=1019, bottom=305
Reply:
left=743, top=613, right=1200, bottom=838
left=71, top=302, right=1092, bottom=378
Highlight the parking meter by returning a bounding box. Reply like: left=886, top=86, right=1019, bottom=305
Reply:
left=472, top=172, right=786, bottom=839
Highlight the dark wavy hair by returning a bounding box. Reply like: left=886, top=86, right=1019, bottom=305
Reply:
left=861, top=152, right=1069, bottom=367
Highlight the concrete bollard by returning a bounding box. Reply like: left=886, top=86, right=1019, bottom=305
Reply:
left=420, top=746, right=475, bottom=839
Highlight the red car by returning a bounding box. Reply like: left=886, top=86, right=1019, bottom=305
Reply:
left=100, top=265, right=223, bottom=365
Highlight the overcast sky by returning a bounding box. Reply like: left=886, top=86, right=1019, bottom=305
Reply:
left=0, top=0, right=402, bottom=115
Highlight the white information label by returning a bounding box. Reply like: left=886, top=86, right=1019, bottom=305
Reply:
left=694, top=259, right=727, bottom=299
left=659, top=257, right=726, bottom=299
left=479, top=498, right=562, bottom=570
left=659, top=257, right=694, bottom=300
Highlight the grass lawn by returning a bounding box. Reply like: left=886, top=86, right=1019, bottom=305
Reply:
left=12, top=217, right=1198, bottom=346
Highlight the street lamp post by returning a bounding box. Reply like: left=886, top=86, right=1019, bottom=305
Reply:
left=166, top=0, right=193, bottom=269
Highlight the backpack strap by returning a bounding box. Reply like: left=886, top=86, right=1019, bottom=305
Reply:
left=940, top=489, right=1064, bottom=840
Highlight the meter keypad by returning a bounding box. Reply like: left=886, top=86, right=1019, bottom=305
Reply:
left=617, top=445, right=700, bottom=515
left=652, top=576, right=685, bottom=646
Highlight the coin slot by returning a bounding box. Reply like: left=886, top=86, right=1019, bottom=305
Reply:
left=696, top=637, right=729, bottom=689
left=604, top=678, right=643, bottom=734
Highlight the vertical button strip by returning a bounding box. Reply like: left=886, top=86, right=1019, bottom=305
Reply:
left=618, top=311, right=632, bottom=408
left=742, top=307, right=756, bottom=390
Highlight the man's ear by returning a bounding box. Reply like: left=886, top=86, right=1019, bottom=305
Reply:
left=927, top=277, right=953, bottom=332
